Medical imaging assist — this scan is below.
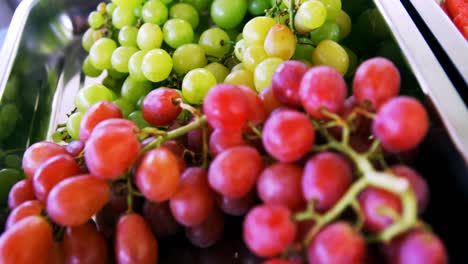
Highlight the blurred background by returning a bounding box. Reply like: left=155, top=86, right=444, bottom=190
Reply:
left=0, top=0, right=16, bottom=46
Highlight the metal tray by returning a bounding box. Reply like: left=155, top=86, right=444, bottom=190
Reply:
left=1, top=0, right=468, bottom=262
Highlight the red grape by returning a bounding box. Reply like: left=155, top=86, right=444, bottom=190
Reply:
left=66, top=140, right=85, bottom=157
left=22, top=142, right=68, bottom=179
left=161, top=140, right=186, bottom=172
left=115, top=213, right=159, bottom=264
left=135, top=148, right=181, bottom=202
left=208, top=146, right=262, bottom=198
left=187, top=127, right=204, bottom=152
left=8, top=179, right=36, bottom=210
left=272, top=60, right=309, bottom=107
left=372, top=96, right=429, bottom=152
left=263, top=259, right=296, bottom=264
left=238, top=85, right=266, bottom=126
left=63, top=221, right=109, bottom=264
left=85, top=119, right=140, bottom=180
left=390, top=165, right=429, bottom=214
left=47, top=174, right=110, bottom=227
left=6, top=200, right=43, bottom=230
left=209, top=128, right=245, bottom=156
left=257, top=163, right=305, bottom=211
left=142, top=88, right=182, bottom=126
left=79, top=101, right=123, bottom=141
left=33, top=154, right=81, bottom=203
left=302, top=152, right=353, bottom=212
left=216, top=191, right=256, bottom=216
left=300, top=66, right=347, bottom=119
left=263, top=109, right=315, bottom=162
left=49, top=242, right=64, bottom=264
left=260, top=86, right=282, bottom=116
left=243, top=205, right=296, bottom=258
left=185, top=209, right=225, bottom=248
left=353, top=57, right=400, bottom=110
left=308, top=222, right=366, bottom=264
left=143, top=201, right=181, bottom=238
left=203, top=84, right=250, bottom=130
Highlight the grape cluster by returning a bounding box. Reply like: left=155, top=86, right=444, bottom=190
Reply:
left=0, top=0, right=449, bottom=263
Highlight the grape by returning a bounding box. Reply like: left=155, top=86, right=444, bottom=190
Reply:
left=79, top=101, right=123, bottom=142
left=318, top=0, right=341, bottom=20
left=115, top=214, right=159, bottom=264
left=181, top=0, right=211, bottom=12
left=302, top=152, right=353, bottom=212
left=243, top=44, right=268, bottom=72
left=33, top=154, right=80, bottom=203
left=343, top=46, right=358, bottom=77
left=137, top=23, right=163, bottom=51
left=142, top=49, right=173, bottom=82
left=88, top=11, right=105, bottom=29
left=170, top=3, right=199, bottom=29
left=182, top=68, right=217, bottom=105
left=64, top=113, right=81, bottom=140
left=89, top=38, right=117, bottom=70
left=173, top=44, right=207, bottom=75
left=112, top=6, right=136, bottom=29
left=294, top=0, right=327, bottom=33
left=112, top=0, right=143, bottom=7
left=0, top=216, right=53, bottom=264
left=224, top=69, right=255, bottom=89
left=260, top=86, right=282, bottom=116
left=142, top=88, right=182, bottom=126
left=121, top=76, right=152, bottom=105
left=272, top=60, right=309, bottom=107
left=234, top=39, right=248, bottom=61
left=203, top=83, right=250, bottom=130
left=390, top=230, right=448, bottom=264
left=63, top=222, right=109, bottom=264
left=254, top=57, right=284, bottom=92
left=113, top=98, right=134, bottom=118
left=47, top=175, right=110, bottom=227
left=82, top=28, right=97, bottom=52
left=211, top=0, right=248, bottom=29
left=82, top=56, right=102, bottom=77
left=143, top=201, right=181, bottom=238
left=248, top=0, right=272, bottom=15
left=75, top=84, right=116, bottom=112
left=243, top=205, right=296, bottom=257
left=264, top=24, right=296, bottom=60
left=238, top=85, right=266, bottom=125
left=309, top=22, right=341, bottom=45
left=128, top=111, right=151, bottom=129
left=204, top=62, right=230, bottom=83
left=242, top=16, right=277, bottom=45
left=335, top=10, right=352, bottom=40
left=313, top=40, right=349, bottom=75
left=22, top=142, right=67, bottom=179
left=118, top=26, right=138, bottom=47
left=136, top=148, right=181, bottom=202
left=209, top=129, right=245, bottom=156
left=216, top=191, right=256, bottom=216
left=198, top=27, right=231, bottom=58
left=5, top=200, right=43, bottom=230
left=372, top=96, right=429, bottom=152
left=390, top=165, right=429, bottom=214
left=128, top=50, right=148, bottom=81
left=84, top=119, right=139, bottom=180
left=142, top=0, right=168, bottom=25
left=66, top=140, right=85, bottom=157
left=232, top=63, right=245, bottom=71
left=163, top=19, right=194, bottom=49
left=258, top=163, right=305, bottom=211
left=262, top=109, right=315, bottom=162
left=308, top=222, right=365, bottom=264
left=7, top=179, right=36, bottom=210
left=208, top=146, right=262, bottom=198
left=106, top=3, right=116, bottom=15
left=352, top=57, right=401, bottom=110
left=185, top=209, right=225, bottom=248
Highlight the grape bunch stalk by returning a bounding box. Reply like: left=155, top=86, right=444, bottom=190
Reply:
left=0, top=0, right=448, bottom=263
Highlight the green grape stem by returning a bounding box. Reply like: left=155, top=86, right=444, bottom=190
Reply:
left=126, top=173, right=134, bottom=214
left=288, top=0, right=296, bottom=32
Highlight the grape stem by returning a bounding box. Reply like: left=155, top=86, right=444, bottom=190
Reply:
left=288, top=0, right=296, bottom=32
left=126, top=173, right=134, bottom=214
left=201, top=126, right=209, bottom=169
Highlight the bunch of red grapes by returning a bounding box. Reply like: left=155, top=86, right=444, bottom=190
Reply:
left=0, top=57, right=447, bottom=264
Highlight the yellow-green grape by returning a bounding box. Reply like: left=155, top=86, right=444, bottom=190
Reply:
left=128, top=50, right=148, bottom=81
left=224, top=69, right=255, bottom=89
left=82, top=28, right=96, bottom=52
left=169, top=3, right=199, bottom=29
left=112, top=0, right=143, bottom=8
left=334, top=10, right=351, bottom=40
left=142, top=49, right=173, bottom=82
left=88, top=11, right=105, bottom=29
left=182, top=69, right=217, bottom=104
left=198, top=27, right=231, bottom=58
left=121, top=76, right=152, bottom=105
left=111, top=46, right=139, bottom=73
left=106, top=3, right=116, bottom=15
left=113, top=98, right=134, bottom=118
left=242, top=16, right=277, bottom=45
left=343, top=46, right=358, bottom=77
left=234, top=39, right=248, bottom=61
left=128, top=111, right=151, bottom=129
left=318, top=0, right=341, bottom=20
left=163, top=19, right=194, bottom=49
left=75, top=84, right=116, bottom=112
left=254, top=57, right=283, bottom=92
left=142, top=0, right=169, bottom=26
left=173, top=44, right=207, bottom=75
left=82, top=56, right=103, bottom=77
left=89, top=38, right=117, bottom=70
left=294, top=0, right=327, bottom=34
left=309, top=22, right=341, bottom=45
left=118, top=26, right=138, bottom=47
left=313, top=40, right=349, bottom=75
left=263, top=24, right=296, bottom=60
left=137, top=23, right=163, bottom=50
left=232, top=63, right=245, bottom=72
left=112, top=5, right=136, bottom=29
left=66, top=112, right=83, bottom=140
left=204, top=62, right=230, bottom=83
left=243, top=44, right=268, bottom=72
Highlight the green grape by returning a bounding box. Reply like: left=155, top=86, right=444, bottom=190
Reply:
left=113, top=99, right=134, bottom=118
left=211, top=0, right=247, bottom=29
left=142, top=49, right=173, bottom=82
left=0, top=168, right=22, bottom=205
left=198, top=27, right=231, bottom=58
left=66, top=112, right=83, bottom=140
left=254, top=57, right=283, bottom=92
left=112, top=0, right=143, bottom=7
left=242, top=16, right=277, bottom=45
left=102, top=75, right=124, bottom=94
left=264, top=24, right=296, bottom=60
left=134, top=6, right=142, bottom=17
left=111, top=46, right=139, bottom=73
left=180, top=0, right=211, bottom=12
left=248, top=0, right=272, bottom=15
left=106, top=3, right=116, bottom=15
left=121, top=76, right=152, bottom=105
left=163, top=19, right=194, bottom=49
left=118, top=26, right=139, bottom=47
left=0, top=104, right=19, bottom=127
left=75, top=84, right=116, bottom=112
left=3, top=76, right=18, bottom=101
left=107, top=68, right=128, bottom=79
left=4, top=155, right=21, bottom=170
left=112, top=5, right=136, bottom=29
left=128, top=111, right=151, bottom=129
left=243, top=44, right=268, bottom=72
left=225, top=29, right=241, bottom=43
left=204, top=62, right=230, bottom=83
left=82, top=56, right=103, bottom=77
left=136, top=96, right=145, bottom=109
left=82, top=28, right=97, bottom=52
left=88, top=11, right=105, bottom=29
left=51, top=131, right=63, bottom=143
left=89, top=38, right=117, bottom=70
left=170, top=3, right=200, bottom=29
left=160, top=0, right=173, bottom=4
left=294, top=0, right=327, bottom=34
left=234, top=39, right=248, bottom=61
left=128, top=50, right=148, bottom=81
left=334, top=10, right=351, bottom=40
left=137, top=23, right=163, bottom=50
left=343, top=46, right=358, bottom=77
left=173, top=44, right=207, bottom=75
left=142, top=0, right=168, bottom=26
left=231, top=63, right=245, bottom=71
left=312, top=39, right=349, bottom=75
left=292, top=41, right=315, bottom=62
left=182, top=69, right=217, bottom=104
left=224, top=69, right=255, bottom=89
left=309, top=22, right=341, bottom=45
left=356, top=8, right=390, bottom=40
left=318, top=0, right=341, bottom=20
